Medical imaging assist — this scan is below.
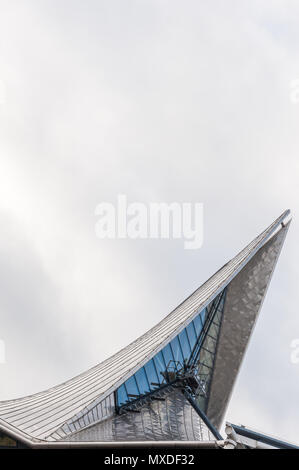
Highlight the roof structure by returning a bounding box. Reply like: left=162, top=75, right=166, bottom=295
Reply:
left=0, top=210, right=291, bottom=447
left=225, top=423, right=299, bottom=449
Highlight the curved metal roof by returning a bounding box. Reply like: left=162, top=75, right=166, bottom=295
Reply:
left=0, top=210, right=291, bottom=443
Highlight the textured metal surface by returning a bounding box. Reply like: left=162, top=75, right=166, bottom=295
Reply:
left=50, top=393, right=115, bottom=441
left=0, top=211, right=290, bottom=443
left=206, top=223, right=290, bottom=428
left=64, top=389, right=213, bottom=442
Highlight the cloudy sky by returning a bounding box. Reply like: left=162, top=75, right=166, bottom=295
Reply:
left=0, top=0, right=299, bottom=443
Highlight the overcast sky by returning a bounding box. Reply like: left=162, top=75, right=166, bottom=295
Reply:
left=0, top=0, right=299, bottom=443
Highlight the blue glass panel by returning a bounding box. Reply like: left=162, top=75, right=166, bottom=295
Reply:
left=162, top=343, right=175, bottom=370
left=153, top=351, right=167, bottom=384
left=116, top=288, right=227, bottom=412
left=170, top=336, right=184, bottom=367
left=125, top=375, right=139, bottom=397
left=186, top=321, right=197, bottom=350
left=144, top=359, right=159, bottom=389
left=200, top=307, right=206, bottom=325
left=117, top=384, right=128, bottom=406
left=178, top=329, right=191, bottom=361
left=134, top=367, right=150, bottom=395
left=193, top=314, right=203, bottom=336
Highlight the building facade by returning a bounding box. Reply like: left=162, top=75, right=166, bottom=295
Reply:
left=0, top=210, right=292, bottom=448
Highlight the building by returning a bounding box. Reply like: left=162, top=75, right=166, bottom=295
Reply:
left=0, top=210, right=294, bottom=448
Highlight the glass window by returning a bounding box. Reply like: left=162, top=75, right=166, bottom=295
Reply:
left=197, top=363, right=211, bottom=376
left=193, top=314, right=203, bottom=336
left=153, top=351, right=167, bottom=384
left=116, top=288, right=227, bottom=411
left=208, top=323, right=218, bottom=339
left=214, top=310, right=222, bottom=324
left=178, top=329, right=191, bottom=361
left=144, top=359, right=159, bottom=389
left=200, top=349, right=214, bottom=368
left=170, top=336, right=184, bottom=367
left=162, top=343, right=175, bottom=370
left=205, top=336, right=216, bottom=352
left=200, top=307, right=206, bottom=325
left=117, top=384, right=128, bottom=406
left=125, top=375, right=139, bottom=397
left=135, top=367, right=150, bottom=395
left=186, top=321, right=197, bottom=350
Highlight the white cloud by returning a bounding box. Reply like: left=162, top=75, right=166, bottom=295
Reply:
left=0, top=0, right=299, bottom=442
